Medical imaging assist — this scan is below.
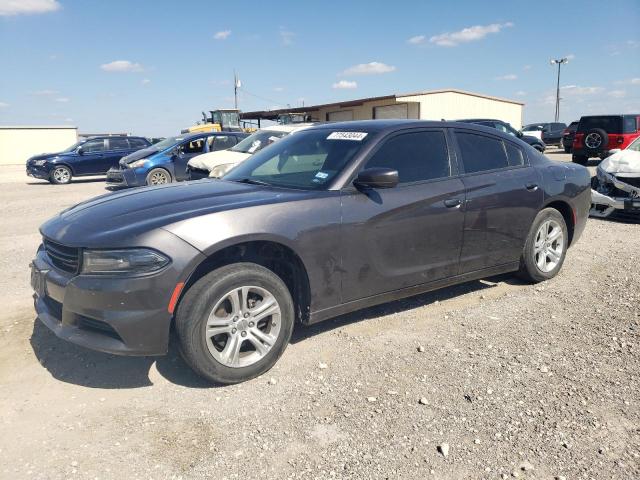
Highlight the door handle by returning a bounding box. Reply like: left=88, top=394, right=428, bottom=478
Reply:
left=525, top=183, right=539, bottom=191
left=443, top=198, right=462, bottom=208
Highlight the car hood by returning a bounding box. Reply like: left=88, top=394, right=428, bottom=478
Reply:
left=187, top=150, right=250, bottom=171
left=27, top=151, right=70, bottom=162
left=39, top=180, right=311, bottom=247
left=599, top=149, right=640, bottom=177
left=120, top=147, right=159, bottom=164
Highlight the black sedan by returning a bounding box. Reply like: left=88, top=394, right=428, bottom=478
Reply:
left=32, top=121, right=591, bottom=384
left=457, top=118, right=546, bottom=152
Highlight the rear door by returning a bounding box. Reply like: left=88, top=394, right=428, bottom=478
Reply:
left=74, top=138, right=106, bottom=175
left=452, top=129, right=543, bottom=273
left=340, top=128, right=466, bottom=302
left=103, top=137, right=131, bottom=172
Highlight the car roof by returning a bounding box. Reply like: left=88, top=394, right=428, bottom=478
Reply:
left=259, top=123, right=316, bottom=133
left=183, top=131, right=246, bottom=140
left=456, top=118, right=507, bottom=124
left=308, top=119, right=518, bottom=135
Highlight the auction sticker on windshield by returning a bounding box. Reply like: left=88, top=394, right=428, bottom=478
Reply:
left=327, top=132, right=368, bottom=141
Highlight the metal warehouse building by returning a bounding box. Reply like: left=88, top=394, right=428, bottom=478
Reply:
left=0, top=125, right=78, bottom=166
left=242, top=88, right=524, bottom=129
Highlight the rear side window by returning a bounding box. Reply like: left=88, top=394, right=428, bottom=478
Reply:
left=108, top=138, right=129, bottom=150
left=578, top=116, right=622, bottom=133
left=365, top=131, right=450, bottom=184
left=129, top=138, right=148, bottom=149
left=504, top=142, right=525, bottom=166
left=455, top=132, right=508, bottom=173
left=623, top=116, right=638, bottom=133
left=208, top=135, right=237, bottom=152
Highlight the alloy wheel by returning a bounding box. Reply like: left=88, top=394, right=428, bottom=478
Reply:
left=584, top=133, right=602, bottom=149
left=205, top=286, right=282, bottom=368
left=533, top=219, right=564, bottom=273
left=149, top=171, right=169, bottom=185
left=53, top=167, right=70, bottom=183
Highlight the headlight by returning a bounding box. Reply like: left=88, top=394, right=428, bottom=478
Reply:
left=209, top=163, right=235, bottom=178
left=128, top=159, right=150, bottom=169
left=34, top=160, right=48, bottom=166
left=82, top=248, right=170, bottom=275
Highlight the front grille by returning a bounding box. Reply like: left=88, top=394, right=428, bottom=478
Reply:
left=43, top=239, right=80, bottom=273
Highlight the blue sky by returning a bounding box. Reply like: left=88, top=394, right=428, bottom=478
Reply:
left=1, top=0, right=639, bottom=136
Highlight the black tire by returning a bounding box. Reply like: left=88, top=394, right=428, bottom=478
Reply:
left=49, top=165, right=72, bottom=185
left=145, top=168, right=171, bottom=186
left=572, top=154, right=588, bottom=166
left=583, top=128, right=608, bottom=155
left=518, top=208, right=568, bottom=283
left=175, top=263, right=295, bottom=384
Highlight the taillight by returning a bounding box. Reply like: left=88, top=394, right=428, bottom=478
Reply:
left=573, top=133, right=583, bottom=147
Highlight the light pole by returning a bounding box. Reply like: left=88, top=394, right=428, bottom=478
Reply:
left=550, top=57, right=569, bottom=122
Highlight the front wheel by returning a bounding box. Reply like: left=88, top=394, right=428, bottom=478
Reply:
left=518, top=208, right=568, bottom=283
left=145, top=168, right=171, bottom=186
left=175, top=263, right=295, bottom=384
left=50, top=165, right=72, bottom=185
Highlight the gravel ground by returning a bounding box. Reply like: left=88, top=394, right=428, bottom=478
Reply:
left=0, top=151, right=638, bottom=480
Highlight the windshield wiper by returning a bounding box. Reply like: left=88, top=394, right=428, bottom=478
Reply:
left=232, top=178, right=272, bottom=187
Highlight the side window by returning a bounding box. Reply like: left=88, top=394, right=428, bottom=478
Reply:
left=623, top=116, right=637, bottom=133
left=82, top=139, right=105, bottom=153
left=129, top=138, right=148, bottom=149
left=504, top=141, right=525, bottom=166
left=209, top=135, right=237, bottom=152
left=108, top=138, right=129, bottom=150
left=456, top=132, right=508, bottom=173
left=182, top=139, right=205, bottom=154
left=365, top=131, right=450, bottom=184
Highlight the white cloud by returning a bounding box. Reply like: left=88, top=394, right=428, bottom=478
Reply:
left=141, top=78, right=151, bottom=85
left=430, top=22, right=513, bottom=47
left=407, top=35, right=426, bottom=45
left=0, top=101, right=9, bottom=108
left=213, top=30, right=231, bottom=40
left=561, top=85, right=604, bottom=95
left=332, top=80, right=358, bottom=89
left=607, top=90, right=626, bottom=98
left=0, top=0, right=60, bottom=16
left=515, top=90, right=526, bottom=96
left=279, top=27, right=295, bottom=46
left=31, top=89, right=58, bottom=96
left=54, top=97, right=69, bottom=103
left=523, top=65, right=532, bottom=71
left=565, top=53, right=576, bottom=61
left=273, top=87, right=284, bottom=92
left=342, top=62, right=396, bottom=76
left=615, top=77, right=640, bottom=85
left=100, top=60, right=143, bottom=72
left=496, top=73, right=517, bottom=81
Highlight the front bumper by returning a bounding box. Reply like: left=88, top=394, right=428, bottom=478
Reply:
left=590, top=190, right=640, bottom=218
left=31, top=240, right=201, bottom=356
left=26, top=165, right=51, bottom=180
left=106, top=167, right=144, bottom=188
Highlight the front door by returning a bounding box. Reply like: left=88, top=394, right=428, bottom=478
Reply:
left=74, top=138, right=106, bottom=175
left=340, top=129, right=466, bottom=303
left=452, top=129, right=543, bottom=273
left=174, top=137, right=206, bottom=180
left=102, top=137, right=131, bottom=173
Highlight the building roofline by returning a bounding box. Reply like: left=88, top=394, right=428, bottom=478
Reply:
left=0, top=125, right=78, bottom=129
left=240, top=88, right=524, bottom=120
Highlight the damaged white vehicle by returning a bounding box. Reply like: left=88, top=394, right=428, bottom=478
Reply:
left=590, top=137, right=640, bottom=219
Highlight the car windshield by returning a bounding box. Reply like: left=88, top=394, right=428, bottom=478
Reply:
left=627, top=136, right=640, bottom=152
left=224, top=128, right=373, bottom=190
left=231, top=130, right=288, bottom=154
left=62, top=141, right=84, bottom=152
left=523, top=124, right=544, bottom=132
left=153, top=136, right=186, bottom=151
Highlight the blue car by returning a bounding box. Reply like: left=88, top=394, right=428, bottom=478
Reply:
left=106, top=131, right=248, bottom=187
left=26, top=135, right=151, bottom=184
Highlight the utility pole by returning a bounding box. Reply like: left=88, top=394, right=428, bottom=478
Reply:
left=233, top=71, right=240, bottom=110
left=550, top=58, right=569, bottom=122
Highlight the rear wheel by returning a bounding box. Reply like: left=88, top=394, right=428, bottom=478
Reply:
left=145, top=168, right=171, bottom=186
left=518, top=208, right=568, bottom=283
left=49, top=165, right=72, bottom=185
left=175, top=263, right=295, bottom=384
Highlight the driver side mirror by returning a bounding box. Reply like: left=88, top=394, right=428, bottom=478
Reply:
left=77, top=147, right=85, bottom=155
left=516, top=131, right=524, bottom=138
left=354, top=168, right=399, bottom=189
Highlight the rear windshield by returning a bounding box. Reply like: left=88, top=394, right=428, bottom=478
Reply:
left=578, top=116, right=622, bottom=134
